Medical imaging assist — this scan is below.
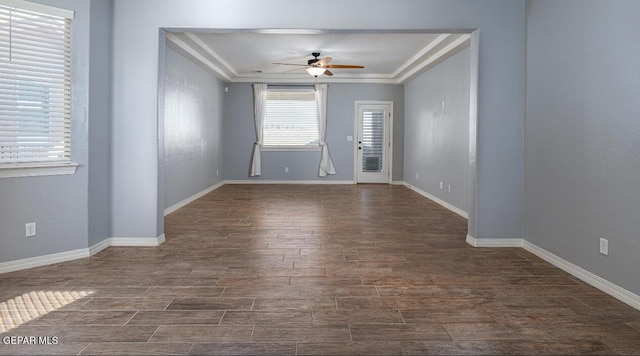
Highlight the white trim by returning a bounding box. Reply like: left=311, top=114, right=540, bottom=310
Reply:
left=404, top=182, right=468, bottom=219
left=164, top=181, right=224, bottom=216
left=184, top=32, right=238, bottom=77
left=391, top=34, right=451, bottom=77
left=523, top=240, right=640, bottom=311
left=397, top=33, right=471, bottom=84
left=464, top=236, right=640, bottom=310
left=0, top=0, right=74, bottom=19
left=109, top=235, right=165, bottom=247
left=0, top=235, right=166, bottom=275
left=233, top=76, right=398, bottom=85
left=88, top=238, right=111, bottom=256
left=165, top=33, right=232, bottom=81
left=466, top=234, right=523, bottom=247
left=225, top=180, right=355, bottom=185
left=0, top=163, right=78, bottom=178
left=0, top=248, right=89, bottom=274
left=390, top=180, right=404, bottom=186
left=354, top=101, right=394, bottom=184
left=260, top=146, right=321, bottom=152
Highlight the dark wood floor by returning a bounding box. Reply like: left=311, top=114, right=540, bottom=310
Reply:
left=1, top=184, right=639, bottom=355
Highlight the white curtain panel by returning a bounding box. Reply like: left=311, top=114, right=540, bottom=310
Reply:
left=315, top=84, right=336, bottom=176
left=250, top=83, right=267, bottom=176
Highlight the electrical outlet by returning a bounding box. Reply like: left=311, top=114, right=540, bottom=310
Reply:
left=284, top=167, right=289, bottom=173
left=416, top=173, right=419, bottom=179
left=448, top=184, right=451, bottom=192
left=25, top=222, right=36, bottom=237
left=439, top=181, right=444, bottom=190
left=216, top=169, right=219, bottom=176
left=599, top=238, right=608, bottom=255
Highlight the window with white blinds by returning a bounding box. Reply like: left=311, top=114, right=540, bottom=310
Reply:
left=262, top=88, right=319, bottom=148
left=0, top=1, right=73, bottom=166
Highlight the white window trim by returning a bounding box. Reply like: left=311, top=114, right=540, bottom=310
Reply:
left=0, top=0, right=77, bottom=178
left=261, top=146, right=320, bottom=152
left=1, top=0, right=74, bottom=18
left=0, top=162, right=78, bottom=178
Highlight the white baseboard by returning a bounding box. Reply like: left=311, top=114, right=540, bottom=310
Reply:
left=0, top=234, right=166, bottom=275
left=0, top=248, right=90, bottom=274
left=465, top=235, right=640, bottom=310
left=522, top=240, right=640, bottom=310
left=109, top=234, right=165, bottom=247
left=88, top=238, right=111, bottom=256
left=164, top=181, right=224, bottom=216
left=404, top=182, right=468, bottom=219
left=390, top=181, right=404, bottom=185
left=225, top=179, right=355, bottom=185
left=466, top=234, right=523, bottom=247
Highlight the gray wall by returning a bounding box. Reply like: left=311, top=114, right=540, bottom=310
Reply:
left=524, top=0, right=640, bottom=295
left=163, top=46, right=225, bottom=208
left=224, top=83, right=404, bottom=182
left=88, top=0, right=113, bottom=246
left=331, top=84, right=405, bottom=182
left=0, top=0, right=94, bottom=262
left=404, top=47, right=470, bottom=213
left=110, top=0, right=525, bottom=241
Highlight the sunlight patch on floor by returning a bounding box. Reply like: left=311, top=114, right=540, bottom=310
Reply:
left=0, top=290, right=93, bottom=333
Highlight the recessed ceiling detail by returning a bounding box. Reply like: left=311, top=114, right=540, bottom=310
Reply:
left=166, top=30, right=470, bottom=84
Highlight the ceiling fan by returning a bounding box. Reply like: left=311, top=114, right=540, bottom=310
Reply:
left=273, top=52, right=365, bottom=77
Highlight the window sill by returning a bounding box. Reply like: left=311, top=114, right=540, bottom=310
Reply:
left=261, top=146, right=320, bottom=152
left=0, top=162, right=79, bottom=178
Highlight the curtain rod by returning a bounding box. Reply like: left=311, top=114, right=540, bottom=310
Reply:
left=267, top=84, right=316, bottom=87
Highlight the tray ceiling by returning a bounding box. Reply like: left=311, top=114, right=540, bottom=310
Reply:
left=166, top=30, right=470, bottom=84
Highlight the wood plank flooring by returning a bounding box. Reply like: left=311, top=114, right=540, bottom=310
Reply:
left=1, top=184, right=639, bottom=355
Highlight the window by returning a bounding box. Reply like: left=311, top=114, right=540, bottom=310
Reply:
left=262, top=88, right=319, bottom=149
left=0, top=0, right=76, bottom=177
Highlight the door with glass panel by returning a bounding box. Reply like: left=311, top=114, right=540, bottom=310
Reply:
left=356, top=103, right=392, bottom=183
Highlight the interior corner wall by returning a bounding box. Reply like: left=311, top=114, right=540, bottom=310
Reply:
left=163, top=46, right=225, bottom=209
left=88, top=0, right=113, bottom=246
left=524, top=0, right=640, bottom=295
left=223, top=83, right=404, bottom=182
left=404, top=47, right=471, bottom=213
left=0, top=0, right=92, bottom=263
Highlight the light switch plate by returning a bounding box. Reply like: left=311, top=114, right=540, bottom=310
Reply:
left=25, top=222, right=36, bottom=237
left=599, top=238, right=608, bottom=255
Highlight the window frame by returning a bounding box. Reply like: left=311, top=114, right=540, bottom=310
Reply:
left=0, top=0, right=77, bottom=178
left=261, top=87, right=320, bottom=151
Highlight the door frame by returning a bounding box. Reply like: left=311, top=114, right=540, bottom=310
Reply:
left=353, top=100, right=393, bottom=184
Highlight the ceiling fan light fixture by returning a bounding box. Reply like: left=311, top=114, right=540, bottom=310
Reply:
left=306, top=67, right=326, bottom=77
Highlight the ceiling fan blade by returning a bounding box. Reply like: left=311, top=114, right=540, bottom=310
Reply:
left=272, top=62, right=308, bottom=67
left=325, top=64, right=365, bottom=69
left=316, top=56, right=332, bottom=67
left=282, top=67, right=306, bottom=73
left=324, top=69, right=334, bottom=76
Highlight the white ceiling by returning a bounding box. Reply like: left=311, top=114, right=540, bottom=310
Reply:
left=166, top=30, right=470, bottom=84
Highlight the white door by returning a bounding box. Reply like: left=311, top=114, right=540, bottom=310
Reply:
left=356, top=102, right=392, bottom=183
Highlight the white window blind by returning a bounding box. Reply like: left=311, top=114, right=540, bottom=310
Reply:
left=263, top=89, right=319, bottom=148
left=0, top=0, right=73, bottom=165
left=361, top=109, right=384, bottom=172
